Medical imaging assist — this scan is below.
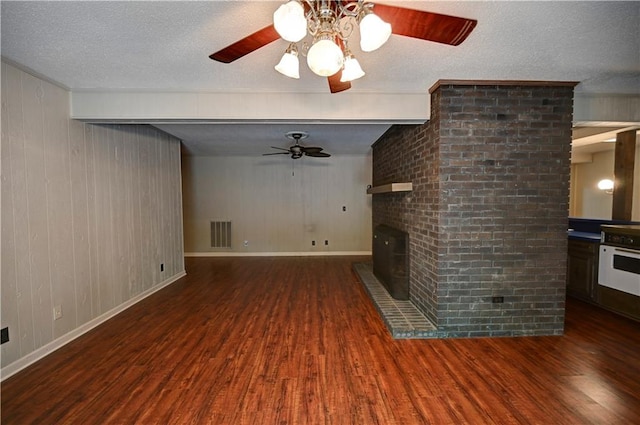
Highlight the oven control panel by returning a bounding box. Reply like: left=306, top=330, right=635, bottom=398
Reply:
left=601, top=232, right=640, bottom=249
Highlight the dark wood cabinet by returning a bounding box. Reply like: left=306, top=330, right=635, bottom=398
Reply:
left=599, top=286, right=640, bottom=321
left=567, top=238, right=640, bottom=322
left=566, top=239, right=599, bottom=302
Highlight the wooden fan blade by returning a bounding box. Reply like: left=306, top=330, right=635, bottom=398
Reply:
left=305, top=151, right=331, bottom=158
left=210, top=25, right=280, bottom=63
left=262, top=152, right=289, bottom=156
left=372, top=3, right=477, bottom=46
left=301, top=146, right=323, bottom=153
left=328, top=71, right=351, bottom=94
left=327, top=37, right=352, bottom=94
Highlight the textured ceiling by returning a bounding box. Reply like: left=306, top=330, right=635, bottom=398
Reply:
left=159, top=122, right=392, bottom=156
left=2, top=1, right=639, bottom=156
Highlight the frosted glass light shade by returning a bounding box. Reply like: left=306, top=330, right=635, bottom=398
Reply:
left=597, top=179, right=614, bottom=192
left=359, top=13, right=391, bottom=52
left=340, top=56, right=365, bottom=82
left=273, top=1, right=307, bottom=42
left=307, top=38, right=344, bottom=77
left=275, top=51, right=300, bottom=79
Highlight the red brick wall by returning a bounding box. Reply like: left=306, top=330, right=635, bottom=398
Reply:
left=372, top=82, right=574, bottom=336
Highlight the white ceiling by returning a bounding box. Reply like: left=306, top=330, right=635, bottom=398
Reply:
left=2, top=1, right=639, bottom=156
left=162, top=122, right=392, bottom=156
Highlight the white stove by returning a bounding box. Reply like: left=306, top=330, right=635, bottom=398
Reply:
left=599, top=225, right=640, bottom=296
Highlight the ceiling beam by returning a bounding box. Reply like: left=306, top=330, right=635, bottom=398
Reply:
left=572, top=126, right=640, bottom=147
left=70, top=91, right=429, bottom=124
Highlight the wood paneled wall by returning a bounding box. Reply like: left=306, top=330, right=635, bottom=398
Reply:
left=1, top=62, right=185, bottom=372
left=182, top=155, right=372, bottom=254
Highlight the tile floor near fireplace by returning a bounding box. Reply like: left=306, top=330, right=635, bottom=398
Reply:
left=353, top=263, right=437, bottom=339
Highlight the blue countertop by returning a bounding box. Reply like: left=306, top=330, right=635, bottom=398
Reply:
left=567, top=217, right=640, bottom=243
left=567, top=230, right=601, bottom=242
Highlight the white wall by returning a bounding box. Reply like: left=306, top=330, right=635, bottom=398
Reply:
left=570, top=150, right=615, bottom=218
left=570, top=140, right=640, bottom=220
left=182, top=155, right=372, bottom=254
left=1, top=62, right=185, bottom=375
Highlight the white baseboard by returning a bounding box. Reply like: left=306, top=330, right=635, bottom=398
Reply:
left=0, top=270, right=186, bottom=382
left=185, top=251, right=372, bottom=257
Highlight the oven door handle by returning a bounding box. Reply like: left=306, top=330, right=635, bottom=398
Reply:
left=612, top=247, right=640, bottom=257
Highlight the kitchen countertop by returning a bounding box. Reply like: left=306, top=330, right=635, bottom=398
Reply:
left=567, top=230, right=601, bottom=243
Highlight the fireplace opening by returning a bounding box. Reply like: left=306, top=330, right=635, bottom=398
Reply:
left=373, top=225, right=409, bottom=300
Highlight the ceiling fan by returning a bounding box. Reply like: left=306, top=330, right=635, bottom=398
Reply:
left=263, top=131, right=331, bottom=159
left=209, top=0, right=477, bottom=93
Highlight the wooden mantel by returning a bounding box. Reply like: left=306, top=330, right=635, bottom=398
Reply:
left=366, top=183, right=413, bottom=195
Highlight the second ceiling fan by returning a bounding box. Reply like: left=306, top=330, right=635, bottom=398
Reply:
left=263, top=131, right=331, bottom=159
left=210, top=0, right=477, bottom=93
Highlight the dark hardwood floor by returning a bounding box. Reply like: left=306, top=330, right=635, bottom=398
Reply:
left=2, top=256, right=640, bottom=424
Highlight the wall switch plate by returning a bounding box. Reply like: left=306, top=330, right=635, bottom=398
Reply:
left=1, top=327, right=8, bottom=344
left=53, top=305, right=63, bottom=320
left=243, top=240, right=249, bottom=247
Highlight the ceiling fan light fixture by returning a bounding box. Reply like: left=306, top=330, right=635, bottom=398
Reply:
left=273, top=0, right=307, bottom=42
left=307, top=35, right=344, bottom=77
left=275, top=43, right=300, bottom=79
left=359, top=9, right=392, bottom=52
left=212, top=2, right=479, bottom=94
left=341, top=55, right=365, bottom=82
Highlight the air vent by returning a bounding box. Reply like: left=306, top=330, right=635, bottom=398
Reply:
left=210, top=221, right=232, bottom=248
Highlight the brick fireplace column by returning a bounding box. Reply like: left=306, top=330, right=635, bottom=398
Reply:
left=372, top=80, right=577, bottom=337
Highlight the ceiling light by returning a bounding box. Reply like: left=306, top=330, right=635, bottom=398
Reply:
left=307, top=34, right=344, bottom=77
left=275, top=43, right=300, bottom=78
left=341, top=51, right=365, bottom=82
left=272, top=0, right=391, bottom=83
left=358, top=7, right=392, bottom=52
left=273, top=1, right=307, bottom=42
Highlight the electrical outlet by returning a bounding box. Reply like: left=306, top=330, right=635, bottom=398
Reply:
left=342, top=206, right=347, bottom=212
left=1, top=327, right=9, bottom=344
left=160, top=263, right=164, bottom=272
left=53, top=305, right=63, bottom=320
left=312, top=240, right=316, bottom=246
left=325, top=240, right=329, bottom=245
left=244, top=240, right=249, bottom=247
